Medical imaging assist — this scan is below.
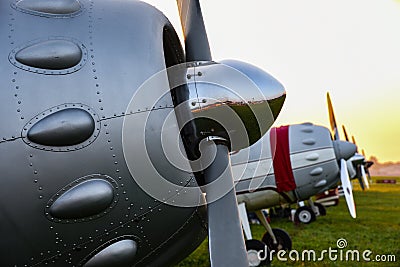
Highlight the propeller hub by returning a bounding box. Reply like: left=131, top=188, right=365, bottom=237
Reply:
left=349, top=153, right=365, bottom=165
left=184, top=60, right=285, bottom=153
left=333, top=140, right=357, bottom=160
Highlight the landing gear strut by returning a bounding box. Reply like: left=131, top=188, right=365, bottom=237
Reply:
left=261, top=228, right=292, bottom=251
left=314, top=202, right=326, bottom=216
left=238, top=203, right=293, bottom=266
left=254, top=210, right=292, bottom=252
left=308, top=197, right=327, bottom=217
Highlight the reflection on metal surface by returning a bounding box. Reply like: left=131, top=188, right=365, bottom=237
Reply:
left=45, top=175, right=119, bottom=223
left=83, top=239, right=137, bottom=267
left=9, top=37, right=88, bottom=74
left=15, top=40, right=82, bottom=70
left=184, top=60, right=286, bottom=152
left=49, top=179, right=115, bottom=220
left=27, top=108, right=95, bottom=147
left=22, top=104, right=100, bottom=151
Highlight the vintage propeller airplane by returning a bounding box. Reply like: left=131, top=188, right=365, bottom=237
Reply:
left=230, top=93, right=360, bottom=266
left=0, top=0, right=287, bottom=266
left=341, top=126, right=372, bottom=190
left=310, top=96, right=374, bottom=209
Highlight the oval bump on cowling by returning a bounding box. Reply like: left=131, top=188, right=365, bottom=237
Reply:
left=83, top=240, right=137, bottom=267
left=302, top=138, right=316, bottom=145
left=314, top=179, right=327, bottom=188
left=301, top=127, right=313, bottom=133
left=16, top=0, right=81, bottom=15
left=310, top=167, right=323, bottom=176
left=306, top=153, right=319, bottom=161
left=27, top=108, right=95, bottom=147
left=15, top=40, right=82, bottom=70
left=50, top=179, right=114, bottom=219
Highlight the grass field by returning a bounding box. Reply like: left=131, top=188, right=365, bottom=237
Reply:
left=176, top=177, right=400, bottom=266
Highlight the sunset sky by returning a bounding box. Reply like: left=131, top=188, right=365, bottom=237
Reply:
left=146, top=0, right=400, bottom=163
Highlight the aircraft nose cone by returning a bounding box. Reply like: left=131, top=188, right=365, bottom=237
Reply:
left=333, top=140, right=357, bottom=160
left=187, top=60, right=286, bottom=151
left=221, top=59, right=286, bottom=119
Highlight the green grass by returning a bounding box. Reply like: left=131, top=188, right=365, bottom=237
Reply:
left=176, top=177, right=400, bottom=266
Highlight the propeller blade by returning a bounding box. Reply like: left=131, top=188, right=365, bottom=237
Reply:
left=360, top=165, right=370, bottom=189
left=327, top=92, right=340, bottom=140
left=350, top=136, right=360, bottom=153
left=366, top=167, right=372, bottom=180
left=340, top=159, right=356, bottom=218
left=203, top=142, right=248, bottom=267
left=356, top=174, right=365, bottom=191
left=176, top=0, right=212, bottom=62
left=352, top=135, right=356, bottom=145
left=342, top=125, right=349, bottom=142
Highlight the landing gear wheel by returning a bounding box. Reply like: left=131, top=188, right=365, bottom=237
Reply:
left=295, top=206, right=316, bottom=224
left=245, top=239, right=270, bottom=266
left=315, top=202, right=326, bottom=216
left=262, top=228, right=292, bottom=251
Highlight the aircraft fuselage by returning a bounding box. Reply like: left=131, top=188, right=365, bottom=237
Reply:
left=0, top=1, right=207, bottom=266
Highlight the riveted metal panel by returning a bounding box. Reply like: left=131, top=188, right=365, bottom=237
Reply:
left=46, top=175, right=119, bottom=222
left=10, top=37, right=87, bottom=73
left=0, top=1, right=205, bottom=266
left=22, top=103, right=100, bottom=151
left=289, top=123, right=334, bottom=153
left=82, top=239, right=137, bottom=267
left=294, top=160, right=340, bottom=200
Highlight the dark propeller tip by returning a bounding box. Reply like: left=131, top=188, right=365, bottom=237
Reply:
left=342, top=125, right=349, bottom=142
left=326, top=92, right=339, bottom=140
